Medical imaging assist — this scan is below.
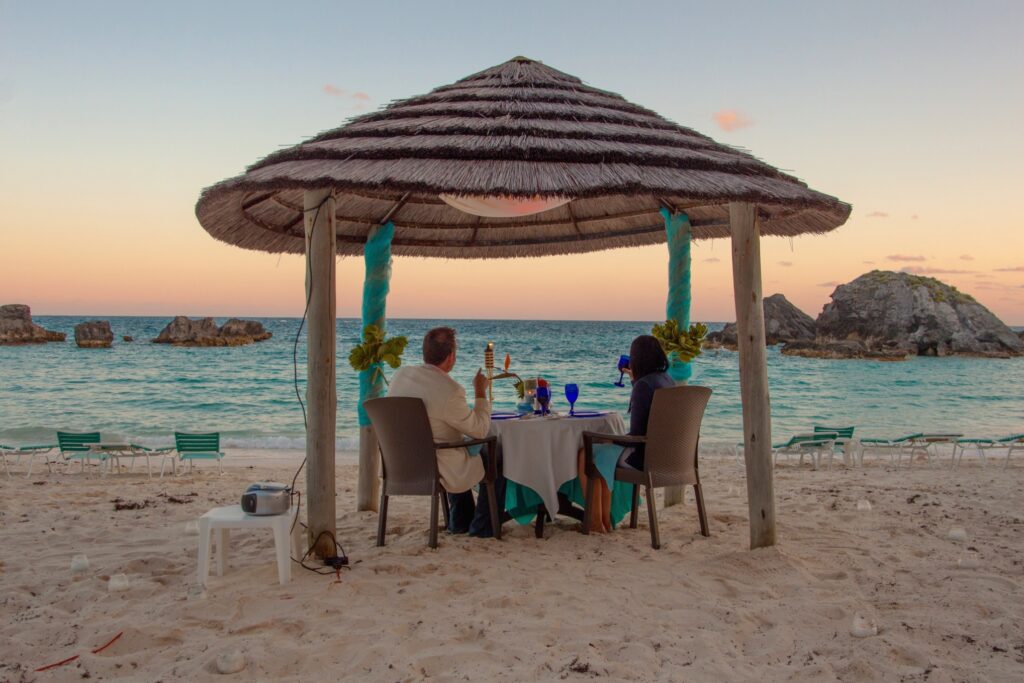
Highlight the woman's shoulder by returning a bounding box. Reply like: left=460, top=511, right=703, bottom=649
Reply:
left=637, top=371, right=675, bottom=389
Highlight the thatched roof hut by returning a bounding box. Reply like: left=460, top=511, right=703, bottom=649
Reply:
left=195, top=56, right=852, bottom=554
left=196, top=56, right=849, bottom=258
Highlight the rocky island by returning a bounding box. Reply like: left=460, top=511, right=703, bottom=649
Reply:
left=705, top=294, right=815, bottom=348
left=74, top=320, right=115, bottom=348
left=152, top=316, right=272, bottom=347
left=0, top=304, right=65, bottom=345
left=707, top=271, right=1022, bottom=360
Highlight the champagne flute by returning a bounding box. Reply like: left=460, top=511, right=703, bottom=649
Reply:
left=564, top=383, right=579, bottom=416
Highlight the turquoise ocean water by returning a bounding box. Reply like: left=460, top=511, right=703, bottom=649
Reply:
left=1, top=316, right=1022, bottom=454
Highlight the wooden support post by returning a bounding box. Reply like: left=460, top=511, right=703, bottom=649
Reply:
left=729, top=202, right=776, bottom=549
left=304, top=189, right=337, bottom=558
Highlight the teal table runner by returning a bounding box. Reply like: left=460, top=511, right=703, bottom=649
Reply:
left=504, top=477, right=637, bottom=527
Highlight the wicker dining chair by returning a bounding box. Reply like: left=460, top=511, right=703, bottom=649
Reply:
left=582, top=385, right=713, bottom=549
left=364, top=397, right=500, bottom=548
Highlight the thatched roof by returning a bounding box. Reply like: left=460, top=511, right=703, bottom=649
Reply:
left=196, top=57, right=850, bottom=258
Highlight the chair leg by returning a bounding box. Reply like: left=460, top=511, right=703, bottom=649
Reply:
left=534, top=504, right=545, bottom=539
left=629, top=484, right=640, bottom=529
left=440, top=489, right=451, bottom=529
left=645, top=486, right=660, bottom=549
left=376, top=493, right=389, bottom=547
left=429, top=492, right=440, bottom=549
left=485, top=481, right=501, bottom=540
left=694, top=483, right=709, bottom=537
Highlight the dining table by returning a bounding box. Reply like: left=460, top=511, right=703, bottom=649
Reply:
left=487, top=410, right=632, bottom=536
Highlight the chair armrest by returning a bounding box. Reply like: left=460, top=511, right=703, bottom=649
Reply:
left=433, top=435, right=496, bottom=450
left=582, top=431, right=646, bottom=446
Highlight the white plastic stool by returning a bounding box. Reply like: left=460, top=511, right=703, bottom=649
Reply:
left=197, top=505, right=301, bottom=587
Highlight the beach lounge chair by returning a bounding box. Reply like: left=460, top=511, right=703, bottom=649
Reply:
left=364, top=396, right=500, bottom=548
left=858, top=433, right=922, bottom=467
left=772, top=432, right=839, bottom=470
left=56, top=431, right=105, bottom=473
left=165, top=432, right=225, bottom=476
left=582, top=385, right=712, bottom=549
left=0, top=442, right=57, bottom=478
left=814, top=425, right=856, bottom=465
left=954, top=434, right=1024, bottom=469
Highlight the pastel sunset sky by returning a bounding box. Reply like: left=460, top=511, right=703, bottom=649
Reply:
left=2, top=1, right=1022, bottom=323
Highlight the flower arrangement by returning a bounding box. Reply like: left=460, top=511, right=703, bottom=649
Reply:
left=347, top=324, right=408, bottom=385
left=651, top=319, right=708, bottom=364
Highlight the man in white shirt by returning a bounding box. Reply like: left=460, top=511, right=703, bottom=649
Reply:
left=387, top=327, right=503, bottom=537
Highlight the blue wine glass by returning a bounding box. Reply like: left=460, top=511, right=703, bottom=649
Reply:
left=564, top=383, right=579, bottom=415
left=614, top=355, right=630, bottom=388
left=535, top=386, right=551, bottom=415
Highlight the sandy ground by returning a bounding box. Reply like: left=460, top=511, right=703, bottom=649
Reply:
left=1, top=449, right=1022, bottom=682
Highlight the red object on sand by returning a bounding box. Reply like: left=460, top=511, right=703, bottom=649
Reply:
left=537, top=378, right=548, bottom=388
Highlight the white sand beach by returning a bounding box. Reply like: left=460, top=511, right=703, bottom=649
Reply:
left=2, top=452, right=1022, bottom=682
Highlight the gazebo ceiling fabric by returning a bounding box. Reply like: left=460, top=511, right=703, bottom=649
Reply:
left=196, top=57, right=851, bottom=258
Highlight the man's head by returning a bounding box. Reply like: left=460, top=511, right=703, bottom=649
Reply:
left=423, top=326, right=457, bottom=372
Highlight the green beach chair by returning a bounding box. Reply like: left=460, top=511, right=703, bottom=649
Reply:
left=166, top=432, right=225, bottom=476
left=954, top=434, right=1024, bottom=469
left=56, top=431, right=105, bottom=473
left=772, top=432, right=839, bottom=470
left=858, top=433, right=923, bottom=467
left=1, top=442, right=57, bottom=478
left=814, top=425, right=856, bottom=466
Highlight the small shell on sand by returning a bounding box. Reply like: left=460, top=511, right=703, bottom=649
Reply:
left=187, top=584, right=207, bottom=601
left=108, top=573, right=131, bottom=592
left=216, top=650, right=246, bottom=674
left=948, top=527, right=968, bottom=542
left=184, top=520, right=199, bottom=535
left=957, top=551, right=981, bottom=569
left=856, top=499, right=873, bottom=511
left=70, top=554, right=90, bottom=574
left=850, top=613, right=878, bottom=638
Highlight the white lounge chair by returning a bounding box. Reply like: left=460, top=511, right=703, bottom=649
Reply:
left=1, top=442, right=57, bottom=477
left=954, top=434, right=1024, bottom=469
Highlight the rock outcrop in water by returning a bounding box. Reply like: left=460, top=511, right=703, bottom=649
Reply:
left=74, top=320, right=114, bottom=348
left=152, top=316, right=272, bottom=347
left=0, top=304, right=65, bottom=344
left=783, top=271, right=1023, bottom=359
left=705, top=294, right=816, bottom=348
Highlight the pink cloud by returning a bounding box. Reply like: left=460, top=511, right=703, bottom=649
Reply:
left=911, top=214, right=919, bottom=220
left=703, top=257, right=721, bottom=264
left=712, top=109, right=753, bottom=132
left=323, top=84, right=347, bottom=96
left=900, top=266, right=975, bottom=275
left=959, top=254, right=974, bottom=261
left=323, top=85, right=372, bottom=107
left=863, top=260, right=875, bottom=265
left=777, top=261, right=793, bottom=267
left=887, top=254, right=927, bottom=262
left=995, top=266, right=1024, bottom=272
left=352, top=92, right=370, bottom=101
left=818, top=281, right=839, bottom=288
left=865, top=211, right=889, bottom=218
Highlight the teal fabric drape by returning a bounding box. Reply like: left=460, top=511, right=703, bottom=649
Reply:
left=662, top=208, right=693, bottom=383
left=357, top=221, right=395, bottom=427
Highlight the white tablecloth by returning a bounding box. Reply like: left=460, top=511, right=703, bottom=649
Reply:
left=488, top=412, right=626, bottom=516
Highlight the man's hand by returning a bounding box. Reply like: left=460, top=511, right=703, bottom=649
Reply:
left=473, top=368, right=488, bottom=398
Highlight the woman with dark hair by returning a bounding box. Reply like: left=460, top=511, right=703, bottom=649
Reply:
left=577, top=334, right=675, bottom=532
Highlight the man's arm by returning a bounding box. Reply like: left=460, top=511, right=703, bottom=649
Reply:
left=442, top=371, right=491, bottom=440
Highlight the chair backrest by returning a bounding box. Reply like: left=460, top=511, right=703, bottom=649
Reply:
left=57, top=431, right=100, bottom=453
left=364, top=397, right=442, bottom=496
left=642, top=385, right=713, bottom=487
left=815, top=425, right=854, bottom=439
left=175, top=432, right=220, bottom=452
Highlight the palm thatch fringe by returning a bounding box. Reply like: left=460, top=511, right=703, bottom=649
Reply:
left=196, top=56, right=850, bottom=258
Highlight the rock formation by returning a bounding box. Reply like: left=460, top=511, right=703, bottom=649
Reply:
left=75, top=320, right=114, bottom=348
left=706, top=294, right=816, bottom=348
left=784, top=271, right=1022, bottom=359
left=0, top=304, right=65, bottom=344
left=152, top=316, right=271, bottom=347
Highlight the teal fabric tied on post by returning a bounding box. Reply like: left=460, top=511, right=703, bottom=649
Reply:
left=357, top=221, right=395, bottom=427
left=661, top=208, right=693, bottom=383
